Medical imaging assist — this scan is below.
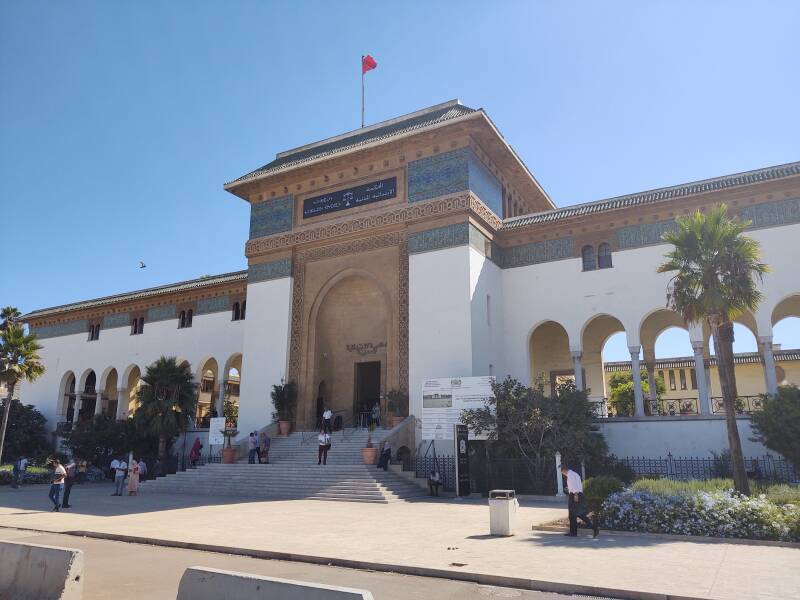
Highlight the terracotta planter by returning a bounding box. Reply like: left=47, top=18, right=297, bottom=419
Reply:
left=361, top=447, right=379, bottom=465
left=278, top=420, right=291, bottom=436
left=390, top=415, right=404, bottom=428
left=222, top=447, right=236, bottom=464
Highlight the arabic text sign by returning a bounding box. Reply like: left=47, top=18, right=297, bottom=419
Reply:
left=421, top=376, right=494, bottom=440
left=302, top=177, right=397, bottom=218
left=207, top=417, right=226, bottom=446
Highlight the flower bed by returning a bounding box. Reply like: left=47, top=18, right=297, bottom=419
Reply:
left=602, top=488, right=800, bottom=542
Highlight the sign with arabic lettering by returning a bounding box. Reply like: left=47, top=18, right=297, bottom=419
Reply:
left=303, top=177, right=397, bottom=218
left=346, top=341, right=387, bottom=356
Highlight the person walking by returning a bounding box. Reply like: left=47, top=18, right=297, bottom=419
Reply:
left=11, top=456, right=27, bottom=488
left=112, top=456, right=128, bottom=496
left=561, top=465, right=599, bottom=537
left=138, top=458, right=147, bottom=481
left=248, top=432, right=258, bottom=464
left=127, top=460, right=140, bottom=496
left=61, top=458, right=76, bottom=508
left=371, top=402, right=381, bottom=427
left=189, top=437, right=202, bottom=467
left=317, top=428, right=331, bottom=465
left=259, top=432, right=271, bottom=464
left=48, top=459, right=66, bottom=512
left=77, top=459, right=87, bottom=484
left=377, top=440, right=391, bottom=471
left=322, top=407, right=333, bottom=434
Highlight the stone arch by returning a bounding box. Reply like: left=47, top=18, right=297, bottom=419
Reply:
left=124, top=365, right=142, bottom=418
left=101, top=368, right=119, bottom=418
left=581, top=314, right=626, bottom=400
left=195, top=357, right=219, bottom=427
left=58, top=371, right=77, bottom=422
left=529, top=320, right=571, bottom=395
left=303, top=267, right=394, bottom=429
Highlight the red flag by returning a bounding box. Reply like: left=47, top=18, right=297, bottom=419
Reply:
left=362, top=54, right=377, bottom=74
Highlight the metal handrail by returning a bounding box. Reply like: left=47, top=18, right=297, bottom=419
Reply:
left=710, top=395, right=764, bottom=414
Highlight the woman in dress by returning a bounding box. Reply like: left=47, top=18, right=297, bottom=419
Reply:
left=189, top=437, right=202, bottom=467
left=127, top=459, right=140, bottom=496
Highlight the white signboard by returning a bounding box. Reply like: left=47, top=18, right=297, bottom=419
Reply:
left=421, top=376, right=494, bottom=440
left=207, top=417, right=226, bottom=446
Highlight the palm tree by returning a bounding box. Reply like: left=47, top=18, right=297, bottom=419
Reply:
left=658, top=204, right=768, bottom=495
left=0, top=307, right=21, bottom=331
left=0, top=323, right=45, bottom=464
left=133, top=356, right=197, bottom=461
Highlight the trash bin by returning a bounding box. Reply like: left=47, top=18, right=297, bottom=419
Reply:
left=488, top=489, right=518, bottom=536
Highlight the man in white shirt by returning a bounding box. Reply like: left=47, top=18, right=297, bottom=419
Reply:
left=112, top=457, right=128, bottom=496
left=317, top=429, right=331, bottom=465
left=561, top=465, right=599, bottom=537
left=49, top=459, right=67, bottom=511
left=322, top=407, right=333, bottom=434
left=248, top=432, right=258, bottom=464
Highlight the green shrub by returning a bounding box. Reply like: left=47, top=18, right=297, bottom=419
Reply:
left=763, top=484, right=800, bottom=506
left=584, top=475, right=624, bottom=513
left=631, top=478, right=734, bottom=496
left=0, top=464, right=52, bottom=485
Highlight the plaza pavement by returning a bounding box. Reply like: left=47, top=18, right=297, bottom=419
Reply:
left=0, top=482, right=798, bottom=600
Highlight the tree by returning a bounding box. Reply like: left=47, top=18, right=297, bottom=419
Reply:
left=608, top=369, right=665, bottom=416
left=460, top=377, right=607, bottom=473
left=1, top=400, right=51, bottom=463
left=271, top=380, right=297, bottom=422
left=0, top=307, right=21, bottom=331
left=658, top=204, right=768, bottom=494
left=133, top=357, right=197, bottom=461
left=750, top=386, right=800, bottom=470
left=62, top=415, right=132, bottom=466
left=0, top=323, right=45, bottom=465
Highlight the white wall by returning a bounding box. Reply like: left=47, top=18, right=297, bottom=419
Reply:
left=469, top=248, right=505, bottom=379
left=408, top=246, right=474, bottom=419
left=598, top=417, right=768, bottom=457
left=237, top=276, right=292, bottom=436
left=21, top=310, right=244, bottom=429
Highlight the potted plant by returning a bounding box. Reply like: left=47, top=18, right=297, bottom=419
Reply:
left=271, top=380, right=297, bottom=436
left=386, top=388, right=408, bottom=428
left=223, top=399, right=239, bottom=428
left=221, top=427, right=239, bottom=464
left=361, top=422, right=379, bottom=465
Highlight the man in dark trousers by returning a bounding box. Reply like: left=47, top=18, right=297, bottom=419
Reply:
left=561, top=464, right=599, bottom=537
left=61, top=458, right=76, bottom=508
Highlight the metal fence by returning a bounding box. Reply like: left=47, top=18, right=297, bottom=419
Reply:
left=616, top=453, right=799, bottom=484
left=478, top=456, right=558, bottom=495
left=414, top=455, right=456, bottom=491
left=710, top=395, right=764, bottom=414
left=175, top=450, right=223, bottom=471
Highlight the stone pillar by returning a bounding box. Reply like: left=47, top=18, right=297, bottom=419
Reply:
left=759, top=336, right=778, bottom=397
left=571, top=351, right=584, bottom=391
left=116, top=388, right=127, bottom=420
left=94, top=390, right=103, bottom=416
left=629, top=346, right=645, bottom=417
left=216, top=379, right=227, bottom=418
left=692, top=341, right=710, bottom=414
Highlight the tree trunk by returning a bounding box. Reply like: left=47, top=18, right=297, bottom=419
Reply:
left=0, top=383, right=16, bottom=466
left=710, top=318, right=750, bottom=495
left=158, top=434, right=167, bottom=462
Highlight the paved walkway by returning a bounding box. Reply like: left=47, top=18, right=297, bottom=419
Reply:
left=1, top=483, right=798, bottom=599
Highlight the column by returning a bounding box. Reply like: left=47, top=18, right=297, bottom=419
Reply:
left=116, top=388, right=127, bottom=420
left=571, top=351, right=584, bottom=391
left=629, top=346, right=645, bottom=417
left=691, top=341, right=710, bottom=414
left=759, top=336, right=778, bottom=397
left=94, top=389, right=103, bottom=416
left=643, top=348, right=657, bottom=415
left=216, top=379, right=226, bottom=418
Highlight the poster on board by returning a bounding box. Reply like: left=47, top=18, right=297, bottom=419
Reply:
left=421, top=376, right=494, bottom=440
left=208, top=417, right=226, bottom=446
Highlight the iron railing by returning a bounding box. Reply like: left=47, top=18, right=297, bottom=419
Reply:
left=710, top=395, right=764, bottom=415
left=650, top=397, right=700, bottom=416
left=414, top=455, right=456, bottom=491
left=615, top=453, right=798, bottom=484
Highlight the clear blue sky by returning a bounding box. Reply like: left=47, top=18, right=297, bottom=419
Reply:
left=2, top=1, right=799, bottom=359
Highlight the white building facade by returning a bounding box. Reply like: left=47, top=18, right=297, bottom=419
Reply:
left=21, top=100, right=800, bottom=459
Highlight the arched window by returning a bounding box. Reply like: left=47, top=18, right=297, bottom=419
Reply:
left=232, top=302, right=240, bottom=321
left=581, top=245, right=596, bottom=271
left=598, top=242, right=613, bottom=269
left=179, top=310, right=186, bottom=329
left=131, top=318, right=137, bottom=335
left=240, top=301, right=246, bottom=320
left=186, top=309, right=193, bottom=327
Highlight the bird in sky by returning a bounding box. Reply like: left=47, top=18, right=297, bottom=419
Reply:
left=139, top=261, right=146, bottom=269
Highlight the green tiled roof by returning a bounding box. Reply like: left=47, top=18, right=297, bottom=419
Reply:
left=225, top=100, right=478, bottom=188
left=504, top=161, right=800, bottom=229
left=24, top=270, right=247, bottom=319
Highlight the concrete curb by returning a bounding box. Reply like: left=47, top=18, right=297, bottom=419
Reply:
left=532, top=524, right=800, bottom=549
left=56, top=529, right=709, bottom=600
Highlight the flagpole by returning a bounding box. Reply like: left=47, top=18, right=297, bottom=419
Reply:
left=361, top=55, right=365, bottom=128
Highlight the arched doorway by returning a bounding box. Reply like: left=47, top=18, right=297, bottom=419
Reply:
left=306, top=272, right=391, bottom=429
left=196, top=358, right=219, bottom=428
left=59, top=372, right=77, bottom=425
left=528, top=320, right=571, bottom=395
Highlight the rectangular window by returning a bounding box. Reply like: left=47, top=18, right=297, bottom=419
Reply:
left=668, top=370, right=676, bottom=391
left=690, top=368, right=697, bottom=389
left=679, top=369, right=687, bottom=390
left=88, top=324, right=100, bottom=341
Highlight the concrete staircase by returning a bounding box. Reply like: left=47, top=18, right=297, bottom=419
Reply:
left=143, top=428, right=429, bottom=503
